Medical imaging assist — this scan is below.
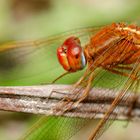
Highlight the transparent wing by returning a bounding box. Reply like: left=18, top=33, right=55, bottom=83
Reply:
left=86, top=37, right=140, bottom=139
left=89, top=61, right=140, bottom=140
left=21, top=116, right=91, bottom=140
left=0, top=26, right=101, bottom=86
left=0, top=26, right=102, bottom=52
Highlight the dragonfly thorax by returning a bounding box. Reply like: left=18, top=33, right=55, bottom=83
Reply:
left=57, top=36, right=86, bottom=72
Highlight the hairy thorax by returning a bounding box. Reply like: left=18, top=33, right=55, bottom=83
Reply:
left=84, top=23, right=140, bottom=69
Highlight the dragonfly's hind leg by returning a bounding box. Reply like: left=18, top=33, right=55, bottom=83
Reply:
left=123, top=93, right=139, bottom=128
left=105, top=67, right=138, bottom=80
left=124, top=78, right=140, bottom=128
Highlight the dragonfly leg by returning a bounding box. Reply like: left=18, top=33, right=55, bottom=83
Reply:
left=45, top=69, right=92, bottom=102
left=123, top=94, right=138, bottom=128
left=53, top=71, right=96, bottom=113
left=41, top=72, right=70, bottom=85
left=73, top=71, right=95, bottom=107
left=107, top=66, right=139, bottom=127
left=115, top=65, right=133, bottom=71
left=125, top=78, right=140, bottom=128
left=51, top=72, right=70, bottom=83
left=105, top=67, right=138, bottom=80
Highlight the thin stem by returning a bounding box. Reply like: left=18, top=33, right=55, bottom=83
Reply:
left=0, top=84, right=139, bottom=120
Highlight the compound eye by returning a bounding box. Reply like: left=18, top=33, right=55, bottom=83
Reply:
left=57, top=36, right=86, bottom=72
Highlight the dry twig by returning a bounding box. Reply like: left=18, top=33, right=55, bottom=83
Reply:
left=0, top=84, right=140, bottom=121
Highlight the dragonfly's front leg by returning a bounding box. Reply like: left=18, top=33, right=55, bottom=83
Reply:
left=55, top=71, right=96, bottom=114
left=50, top=69, right=91, bottom=97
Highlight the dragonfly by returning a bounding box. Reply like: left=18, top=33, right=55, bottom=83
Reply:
left=0, top=22, right=140, bottom=140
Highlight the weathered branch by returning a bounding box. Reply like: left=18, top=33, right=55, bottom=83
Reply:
left=0, top=84, right=140, bottom=121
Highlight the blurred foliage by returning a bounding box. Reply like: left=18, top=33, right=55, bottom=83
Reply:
left=0, top=0, right=140, bottom=140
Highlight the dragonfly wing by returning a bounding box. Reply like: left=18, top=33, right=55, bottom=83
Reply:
left=0, top=26, right=101, bottom=52
left=86, top=37, right=140, bottom=140
left=21, top=116, right=91, bottom=140
left=0, top=27, right=101, bottom=85
left=89, top=62, right=140, bottom=140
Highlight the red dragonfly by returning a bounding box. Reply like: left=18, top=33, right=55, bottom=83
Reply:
left=0, top=23, right=140, bottom=140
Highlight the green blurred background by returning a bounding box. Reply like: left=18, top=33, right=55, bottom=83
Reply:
left=0, top=0, right=140, bottom=140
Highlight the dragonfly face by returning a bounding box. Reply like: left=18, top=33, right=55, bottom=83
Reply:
left=57, top=36, right=87, bottom=72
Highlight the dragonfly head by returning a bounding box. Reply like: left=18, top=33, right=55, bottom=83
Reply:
left=57, top=36, right=86, bottom=72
